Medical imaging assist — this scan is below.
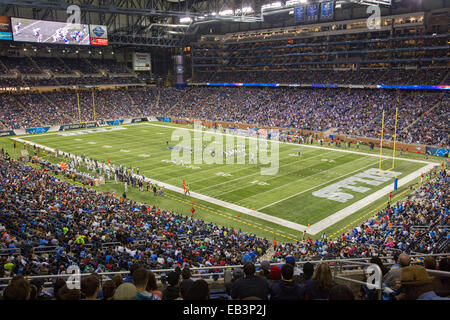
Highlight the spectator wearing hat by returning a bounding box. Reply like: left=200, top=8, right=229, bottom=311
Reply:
left=113, top=283, right=138, bottom=300
left=285, top=255, right=303, bottom=283
left=258, top=261, right=271, bottom=280
left=162, top=271, right=181, bottom=300
left=384, top=253, right=410, bottom=289
left=268, top=265, right=282, bottom=289
left=225, top=268, right=244, bottom=295
left=270, top=264, right=303, bottom=300
left=231, top=262, right=270, bottom=300
left=396, top=265, right=450, bottom=300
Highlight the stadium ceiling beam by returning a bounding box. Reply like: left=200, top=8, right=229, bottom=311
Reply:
left=0, top=0, right=210, bottom=18
left=109, top=33, right=187, bottom=48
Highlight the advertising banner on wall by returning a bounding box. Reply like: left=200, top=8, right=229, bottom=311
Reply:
left=0, top=16, right=12, bottom=40
left=133, top=52, right=151, bottom=71
left=89, top=24, right=108, bottom=46
left=426, top=146, right=449, bottom=157
left=25, top=127, right=50, bottom=134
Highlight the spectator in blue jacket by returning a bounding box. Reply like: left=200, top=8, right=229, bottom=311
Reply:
left=270, top=264, right=303, bottom=300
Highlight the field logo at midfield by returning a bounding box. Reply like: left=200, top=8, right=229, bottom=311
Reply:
left=170, top=120, right=279, bottom=175
left=312, top=168, right=401, bottom=203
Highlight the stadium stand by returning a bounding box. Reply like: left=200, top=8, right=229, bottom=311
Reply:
left=0, top=1, right=448, bottom=303
left=0, top=153, right=448, bottom=300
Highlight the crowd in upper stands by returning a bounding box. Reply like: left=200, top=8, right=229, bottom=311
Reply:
left=193, top=68, right=449, bottom=86
left=0, top=85, right=448, bottom=148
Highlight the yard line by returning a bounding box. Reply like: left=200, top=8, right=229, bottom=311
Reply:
left=151, top=143, right=307, bottom=183
left=257, top=158, right=382, bottom=211
left=146, top=122, right=433, bottom=165
left=193, top=148, right=325, bottom=192
left=240, top=153, right=372, bottom=205
left=212, top=150, right=351, bottom=198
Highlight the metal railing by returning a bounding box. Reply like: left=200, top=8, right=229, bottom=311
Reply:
left=1, top=253, right=448, bottom=298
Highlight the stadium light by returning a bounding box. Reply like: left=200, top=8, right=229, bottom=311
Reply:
left=236, top=6, right=254, bottom=14
left=180, top=17, right=192, bottom=24
left=286, top=0, right=307, bottom=6
left=261, top=2, right=282, bottom=11
left=219, top=9, right=234, bottom=16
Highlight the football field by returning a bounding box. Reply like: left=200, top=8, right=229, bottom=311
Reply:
left=13, top=122, right=436, bottom=239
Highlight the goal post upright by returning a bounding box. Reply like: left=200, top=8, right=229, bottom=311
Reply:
left=391, top=107, right=398, bottom=171
left=92, top=89, right=97, bottom=122
left=379, top=109, right=385, bottom=172
left=76, top=90, right=82, bottom=124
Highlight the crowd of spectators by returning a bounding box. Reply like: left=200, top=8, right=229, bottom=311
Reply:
left=0, top=148, right=447, bottom=300
left=0, top=153, right=269, bottom=280
left=193, top=68, right=449, bottom=85
left=0, top=86, right=447, bottom=147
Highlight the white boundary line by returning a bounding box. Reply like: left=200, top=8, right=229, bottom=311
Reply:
left=144, top=122, right=433, bottom=165
left=13, top=122, right=440, bottom=236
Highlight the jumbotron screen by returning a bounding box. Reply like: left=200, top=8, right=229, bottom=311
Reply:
left=11, top=18, right=89, bottom=45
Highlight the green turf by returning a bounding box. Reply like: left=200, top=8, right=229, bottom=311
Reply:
left=6, top=121, right=432, bottom=238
